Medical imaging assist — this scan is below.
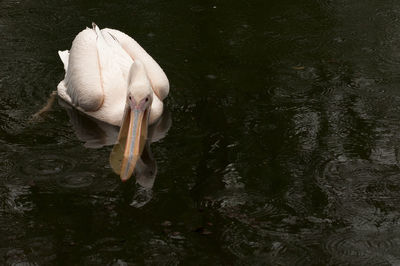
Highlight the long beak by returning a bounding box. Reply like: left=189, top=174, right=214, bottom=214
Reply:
left=114, top=105, right=149, bottom=181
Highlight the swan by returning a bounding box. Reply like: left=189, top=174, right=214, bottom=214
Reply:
left=57, top=23, right=169, bottom=181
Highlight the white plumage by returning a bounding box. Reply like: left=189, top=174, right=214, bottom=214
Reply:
left=57, top=23, right=169, bottom=126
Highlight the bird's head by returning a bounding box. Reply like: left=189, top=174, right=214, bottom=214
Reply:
left=117, top=60, right=153, bottom=181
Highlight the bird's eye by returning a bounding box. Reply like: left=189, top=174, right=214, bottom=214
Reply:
left=145, top=97, right=149, bottom=102
left=129, top=96, right=131, bottom=100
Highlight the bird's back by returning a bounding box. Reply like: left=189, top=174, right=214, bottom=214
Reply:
left=57, top=26, right=131, bottom=125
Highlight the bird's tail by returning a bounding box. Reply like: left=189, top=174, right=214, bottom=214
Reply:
left=58, top=50, right=69, bottom=72
left=92, top=22, right=105, bottom=40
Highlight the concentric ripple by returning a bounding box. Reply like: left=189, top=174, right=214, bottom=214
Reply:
left=19, top=153, right=77, bottom=179
left=319, top=159, right=400, bottom=264
left=324, top=230, right=400, bottom=265
left=320, top=160, right=390, bottom=226
left=56, top=172, right=94, bottom=189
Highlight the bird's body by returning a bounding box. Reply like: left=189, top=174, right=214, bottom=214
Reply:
left=57, top=24, right=169, bottom=127
left=57, top=24, right=169, bottom=181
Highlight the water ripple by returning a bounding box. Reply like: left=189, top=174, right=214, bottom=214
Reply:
left=318, top=159, right=400, bottom=264
left=20, top=153, right=77, bottom=179
left=56, top=172, right=94, bottom=189
left=320, top=159, right=398, bottom=225
left=324, top=230, right=400, bottom=265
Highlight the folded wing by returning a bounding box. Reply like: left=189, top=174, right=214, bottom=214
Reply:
left=103, top=28, right=170, bottom=100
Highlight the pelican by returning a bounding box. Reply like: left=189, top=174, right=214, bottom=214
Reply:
left=57, top=23, right=169, bottom=181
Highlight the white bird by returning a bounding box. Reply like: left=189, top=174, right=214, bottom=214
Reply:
left=57, top=23, right=169, bottom=181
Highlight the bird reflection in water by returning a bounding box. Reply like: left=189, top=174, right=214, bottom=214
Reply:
left=59, top=98, right=171, bottom=200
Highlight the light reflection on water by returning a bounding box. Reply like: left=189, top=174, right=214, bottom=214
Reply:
left=3, top=0, right=400, bottom=264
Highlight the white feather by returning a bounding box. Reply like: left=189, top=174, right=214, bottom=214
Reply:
left=58, top=50, right=69, bottom=72
left=57, top=24, right=169, bottom=126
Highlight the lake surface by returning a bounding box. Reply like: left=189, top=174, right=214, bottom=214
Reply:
left=1, top=0, right=400, bottom=265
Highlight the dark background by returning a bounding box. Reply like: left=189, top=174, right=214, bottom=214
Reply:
left=1, top=0, right=400, bottom=264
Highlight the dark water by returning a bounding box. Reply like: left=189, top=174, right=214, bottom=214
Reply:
left=2, top=0, right=400, bottom=265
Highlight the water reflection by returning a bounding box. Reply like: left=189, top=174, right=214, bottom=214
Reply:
left=60, top=98, right=171, bottom=194
left=59, top=99, right=120, bottom=148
